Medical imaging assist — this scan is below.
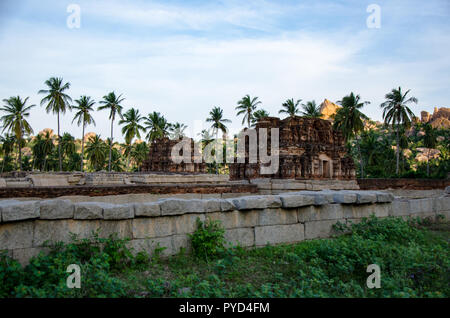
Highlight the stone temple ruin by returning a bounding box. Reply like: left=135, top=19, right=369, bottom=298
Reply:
left=139, top=116, right=356, bottom=181
left=229, top=116, right=356, bottom=180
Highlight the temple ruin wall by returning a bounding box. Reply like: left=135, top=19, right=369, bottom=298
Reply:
left=1, top=189, right=449, bottom=265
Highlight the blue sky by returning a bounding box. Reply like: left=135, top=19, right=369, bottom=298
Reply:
left=0, top=0, right=449, bottom=141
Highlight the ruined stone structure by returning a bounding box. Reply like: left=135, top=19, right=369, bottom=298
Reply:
left=141, top=137, right=207, bottom=173
left=229, top=116, right=356, bottom=180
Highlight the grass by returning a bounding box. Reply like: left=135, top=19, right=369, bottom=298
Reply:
left=1, top=216, right=449, bottom=298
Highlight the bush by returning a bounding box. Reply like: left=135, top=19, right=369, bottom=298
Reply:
left=188, top=217, right=226, bottom=260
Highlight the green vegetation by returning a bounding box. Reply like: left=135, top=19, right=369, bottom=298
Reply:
left=1, top=216, right=448, bottom=298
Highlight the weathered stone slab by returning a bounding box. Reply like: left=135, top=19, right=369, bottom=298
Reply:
left=255, top=223, right=304, bottom=246
left=103, top=204, right=134, bottom=220
left=172, top=234, right=191, bottom=254
left=132, top=217, right=174, bottom=239
left=0, top=221, right=34, bottom=249
left=355, top=191, right=377, bottom=204
left=258, top=208, right=298, bottom=226
left=303, top=204, right=344, bottom=222
left=0, top=200, right=39, bottom=222
left=444, top=186, right=450, bottom=194
left=279, top=193, right=315, bottom=208
left=389, top=200, right=410, bottom=217
left=333, top=192, right=357, bottom=204
left=172, top=213, right=205, bottom=234
left=230, top=195, right=281, bottom=210
left=74, top=202, right=103, bottom=219
left=134, top=202, right=161, bottom=217
left=159, top=199, right=204, bottom=216
left=224, top=228, right=254, bottom=247
left=39, top=199, right=74, bottom=219
left=434, top=196, right=450, bottom=213
left=375, top=192, right=394, bottom=203
left=409, top=198, right=435, bottom=217
left=304, top=219, right=339, bottom=239
left=208, top=210, right=258, bottom=229
left=203, top=199, right=222, bottom=213
left=220, top=199, right=236, bottom=212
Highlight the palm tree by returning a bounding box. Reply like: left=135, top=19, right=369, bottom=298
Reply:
left=380, top=87, right=417, bottom=175
left=130, top=142, right=149, bottom=171
left=170, top=122, right=188, bottom=139
left=280, top=98, right=301, bottom=118
left=38, top=77, right=72, bottom=171
left=333, top=92, right=369, bottom=177
left=119, top=108, right=145, bottom=144
left=301, top=100, right=322, bottom=118
left=60, top=133, right=76, bottom=162
left=144, top=112, right=171, bottom=142
left=98, top=92, right=125, bottom=171
left=206, top=106, right=231, bottom=142
left=0, top=134, right=15, bottom=172
left=423, top=123, right=437, bottom=177
left=85, top=135, right=108, bottom=171
left=236, top=95, right=261, bottom=128
left=251, top=109, right=270, bottom=126
left=72, top=96, right=96, bottom=172
left=0, top=96, right=35, bottom=171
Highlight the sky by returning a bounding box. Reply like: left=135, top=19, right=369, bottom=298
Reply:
left=0, top=0, right=449, bottom=141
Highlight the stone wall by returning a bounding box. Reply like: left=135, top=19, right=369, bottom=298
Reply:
left=357, top=178, right=450, bottom=190
left=1, top=189, right=449, bottom=265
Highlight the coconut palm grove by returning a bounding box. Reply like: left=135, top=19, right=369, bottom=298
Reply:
left=1, top=78, right=448, bottom=178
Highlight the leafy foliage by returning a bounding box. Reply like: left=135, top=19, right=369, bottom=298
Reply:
left=188, top=217, right=226, bottom=260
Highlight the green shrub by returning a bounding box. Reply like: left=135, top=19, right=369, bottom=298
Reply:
left=188, top=217, right=225, bottom=260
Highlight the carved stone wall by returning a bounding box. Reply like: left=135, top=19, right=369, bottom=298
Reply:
left=229, top=116, right=356, bottom=180
left=141, top=137, right=207, bottom=173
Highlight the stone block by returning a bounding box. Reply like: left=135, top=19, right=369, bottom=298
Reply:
left=308, top=204, right=344, bottom=221
left=159, top=198, right=204, bottom=216
left=279, top=193, right=315, bottom=208
left=333, top=192, right=357, bottom=204
left=39, top=199, right=74, bottom=219
left=375, top=192, right=394, bottom=203
left=389, top=200, right=410, bottom=217
left=208, top=210, right=258, bottom=229
left=230, top=195, right=281, bottom=210
left=257, top=208, right=298, bottom=226
left=355, top=191, right=377, bottom=204
left=445, top=186, right=450, bottom=194
left=203, top=199, right=221, bottom=213
left=254, top=223, right=304, bottom=246
left=172, top=213, right=205, bottom=234
left=409, top=198, right=435, bottom=217
left=434, top=196, right=450, bottom=213
left=103, top=204, right=134, bottom=220
left=0, top=221, right=34, bottom=249
left=0, top=200, right=39, bottom=222
left=74, top=202, right=103, bottom=219
left=134, top=202, right=161, bottom=217
left=224, top=228, right=255, bottom=247
left=172, top=234, right=191, bottom=254
left=220, top=199, right=236, bottom=212
left=132, top=217, right=174, bottom=239
left=304, top=220, right=339, bottom=239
